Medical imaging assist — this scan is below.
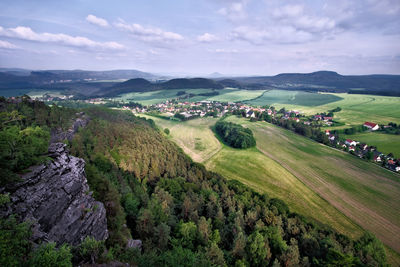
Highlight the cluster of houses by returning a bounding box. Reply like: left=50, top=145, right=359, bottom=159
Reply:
left=122, top=100, right=274, bottom=120
left=324, top=123, right=400, bottom=172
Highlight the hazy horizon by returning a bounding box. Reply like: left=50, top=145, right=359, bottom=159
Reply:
left=1, top=0, right=399, bottom=75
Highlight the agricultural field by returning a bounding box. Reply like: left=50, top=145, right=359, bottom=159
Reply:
left=343, top=132, right=400, bottom=158
left=224, top=116, right=400, bottom=255
left=245, top=89, right=343, bottom=107
left=245, top=90, right=400, bottom=127
left=114, top=88, right=266, bottom=105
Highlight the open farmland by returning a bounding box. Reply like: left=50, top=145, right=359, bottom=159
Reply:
left=245, top=91, right=400, bottom=127
left=343, top=132, right=400, bottom=158
left=245, top=89, right=343, bottom=107
left=224, top=116, right=400, bottom=254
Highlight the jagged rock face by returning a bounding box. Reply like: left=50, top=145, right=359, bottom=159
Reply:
left=51, top=112, right=90, bottom=143
left=1, top=143, right=108, bottom=246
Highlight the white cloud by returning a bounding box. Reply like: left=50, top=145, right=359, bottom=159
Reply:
left=197, top=33, right=218, bottom=42
left=230, top=25, right=313, bottom=45
left=114, top=21, right=184, bottom=42
left=0, top=26, right=124, bottom=50
left=0, top=39, right=18, bottom=49
left=218, top=0, right=248, bottom=21
left=273, top=4, right=304, bottom=18
left=215, top=48, right=238, bottom=53
left=272, top=5, right=336, bottom=34
left=86, top=14, right=109, bottom=27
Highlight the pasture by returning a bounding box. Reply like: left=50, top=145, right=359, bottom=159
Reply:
left=224, top=116, right=400, bottom=254
left=245, top=89, right=343, bottom=107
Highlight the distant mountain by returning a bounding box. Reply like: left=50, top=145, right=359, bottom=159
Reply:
left=227, top=71, right=400, bottom=93
left=0, top=69, right=157, bottom=89
left=1, top=69, right=400, bottom=97
left=161, top=78, right=223, bottom=90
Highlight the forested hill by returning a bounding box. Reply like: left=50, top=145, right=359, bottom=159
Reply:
left=102, top=77, right=223, bottom=96
left=227, top=71, right=400, bottom=94
left=0, top=98, right=389, bottom=266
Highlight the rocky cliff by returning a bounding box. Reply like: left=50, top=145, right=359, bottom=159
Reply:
left=1, top=115, right=108, bottom=246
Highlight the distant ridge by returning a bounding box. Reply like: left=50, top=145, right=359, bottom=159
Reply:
left=1, top=69, right=400, bottom=97
left=103, top=77, right=223, bottom=96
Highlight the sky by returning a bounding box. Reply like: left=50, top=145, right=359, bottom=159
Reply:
left=0, top=0, right=399, bottom=76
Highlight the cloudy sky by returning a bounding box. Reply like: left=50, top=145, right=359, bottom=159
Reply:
left=0, top=0, right=399, bottom=75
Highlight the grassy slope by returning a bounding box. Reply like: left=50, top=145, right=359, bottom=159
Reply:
left=204, top=145, right=363, bottom=239
left=343, top=132, right=400, bottom=158
left=224, top=116, right=400, bottom=254
left=138, top=114, right=221, bottom=162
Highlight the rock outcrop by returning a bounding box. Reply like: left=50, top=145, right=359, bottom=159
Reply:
left=1, top=143, right=108, bottom=246
left=51, top=112, right=90, bottom=143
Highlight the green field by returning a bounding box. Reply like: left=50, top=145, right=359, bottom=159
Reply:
left=224, top=116, right=400, bottom=254
left=114, top=88, right=266, bottom=105
left=245, top=89, right=343, bottom=106
left=245, top=91, right=400, bottom=128
left=343, top=132, right=400, bottom=158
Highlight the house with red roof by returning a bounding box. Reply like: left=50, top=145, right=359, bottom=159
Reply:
left=363, top=122, right=379, bottom=131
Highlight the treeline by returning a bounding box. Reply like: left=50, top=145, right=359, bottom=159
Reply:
left=349, top=89, right=400, bottom=97
left=215, top=120, right=256, bottom=148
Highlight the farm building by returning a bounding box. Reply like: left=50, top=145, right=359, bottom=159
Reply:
left=363, top=122, right=379, bottom=131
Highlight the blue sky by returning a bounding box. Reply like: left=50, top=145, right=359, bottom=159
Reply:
left=0, top=0, right=399, bottom=75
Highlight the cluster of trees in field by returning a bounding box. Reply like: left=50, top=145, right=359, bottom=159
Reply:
left=0, top=100, right=389, bottom=266
left=379, top=122, right=400, bottom=135
left=215, top=121, right=256, bottom=149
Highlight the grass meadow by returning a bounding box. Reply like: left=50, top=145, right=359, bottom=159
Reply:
left=224, top=116, right=400, bottom=255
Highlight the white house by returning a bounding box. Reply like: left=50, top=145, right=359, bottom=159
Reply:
left=345, top=139, right=357, bottom=146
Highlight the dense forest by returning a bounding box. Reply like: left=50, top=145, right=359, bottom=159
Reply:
left=0, top=97, right=389, bottom=266
left=215, top=120, right=256, bottom=149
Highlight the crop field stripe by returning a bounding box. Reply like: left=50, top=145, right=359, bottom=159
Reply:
left=224, top=116, right=400, bottom=254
